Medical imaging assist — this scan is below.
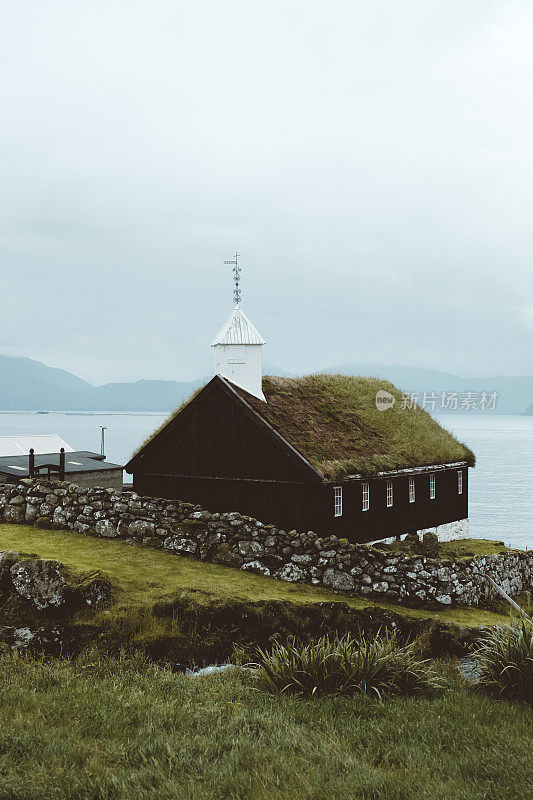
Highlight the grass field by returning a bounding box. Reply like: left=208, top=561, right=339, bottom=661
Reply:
left=0, top=650, right=530, bottom=800
left=0, top=526, right=531, bottom=798
left=0, top=524, right=516, bottom=628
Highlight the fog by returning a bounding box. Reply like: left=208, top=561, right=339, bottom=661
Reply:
left=1, top=0, right=532, bottom=383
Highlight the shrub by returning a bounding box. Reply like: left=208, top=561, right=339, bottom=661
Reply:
left=253, top=631, right=446, bottom=699
left=475, top=616, right=533, bottom=705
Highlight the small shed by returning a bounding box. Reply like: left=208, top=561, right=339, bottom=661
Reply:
left=0, top=435, right=123, bottom=490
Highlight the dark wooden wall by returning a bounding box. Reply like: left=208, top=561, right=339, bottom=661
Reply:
left=133, top=468, right=468, bottom=543
left=326, top=468, right=469, bottom=542
left=134, top=473, right=325, bottom=533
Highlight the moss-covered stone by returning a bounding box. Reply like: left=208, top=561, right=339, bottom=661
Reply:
left=0, top=550, right=112, bottom=625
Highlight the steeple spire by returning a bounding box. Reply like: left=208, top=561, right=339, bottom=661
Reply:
left=223, top=251, right=242, bottom=306
left=212, top=253, right=266, bottom=401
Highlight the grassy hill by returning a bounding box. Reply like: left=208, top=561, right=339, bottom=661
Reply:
left=0, top=524, right=518, bottom=638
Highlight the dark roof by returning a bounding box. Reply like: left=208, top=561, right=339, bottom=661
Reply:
left=230, top=374, right=475, bottom=479
left=127, top=374, right=475, bottom=480
left=0, top=451, right=123, bottom=478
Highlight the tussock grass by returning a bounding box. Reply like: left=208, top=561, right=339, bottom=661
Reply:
left=254, top=631, right=446, bottom=699
left=0, top=648, right=530, bottom=800
left=475, top=616, right=533, bottom=705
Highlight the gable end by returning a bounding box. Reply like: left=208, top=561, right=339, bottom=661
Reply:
left=126, top=376, right=322, bottom=483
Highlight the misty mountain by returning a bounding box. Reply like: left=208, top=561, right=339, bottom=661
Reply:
left=0, top=355, right=289, bottom=412
left=0, top=355, right=92, bottom=410
left=0, top=355, right=201, bottom=412
left=328, top=362, right=533, bottom=415
left=0, top=354, right=531, bottom=414
left=87, top=380, right=206, bottom=412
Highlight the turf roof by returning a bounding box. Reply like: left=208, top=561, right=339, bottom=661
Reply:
left=233, top=374, right=475, bottom=479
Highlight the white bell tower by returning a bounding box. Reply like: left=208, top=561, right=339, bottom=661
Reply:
left=211, top=253, right=266, bottom=402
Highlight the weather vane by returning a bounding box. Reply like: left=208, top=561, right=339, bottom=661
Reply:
left=224, top=251, right=241, bottom=306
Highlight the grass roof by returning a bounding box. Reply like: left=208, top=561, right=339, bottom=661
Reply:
left=235, top=374, right=475, bottom=479
left=130, top=373, right=475, bottom=478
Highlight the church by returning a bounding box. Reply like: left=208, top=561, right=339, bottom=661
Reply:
left=126, top=273, right=474, bottom=544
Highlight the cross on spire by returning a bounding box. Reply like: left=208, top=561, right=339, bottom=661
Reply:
left=223, top=251, right=242, bottom=306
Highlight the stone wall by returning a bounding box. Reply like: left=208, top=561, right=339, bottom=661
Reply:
left=0, top=479, right=531, bottom=608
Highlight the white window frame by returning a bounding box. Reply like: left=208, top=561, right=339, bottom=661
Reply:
left=386, top=479, right=393, bottom=508
left=408, top=476, right=415, bottom=503
left=457, top=470, right=463, bottom=495
left=362, top=482, right=370, bottom=511
left=429, top=473, right=436, bottom=500
left=334, top=486, right=343, bottom=517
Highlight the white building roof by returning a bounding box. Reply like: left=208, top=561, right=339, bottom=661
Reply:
left=211, top=307, right=266, bottom=346
left=0, top=435, right=74, bottom=457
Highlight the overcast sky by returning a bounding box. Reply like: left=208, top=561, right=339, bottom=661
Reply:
left=1, top=0, right=532, bottom=384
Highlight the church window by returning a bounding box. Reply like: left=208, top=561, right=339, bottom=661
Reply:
left=334, top=486, right=343, bottom=516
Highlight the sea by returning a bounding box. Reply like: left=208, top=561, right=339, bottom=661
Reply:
left=0, top=411, right=531, bottom=550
